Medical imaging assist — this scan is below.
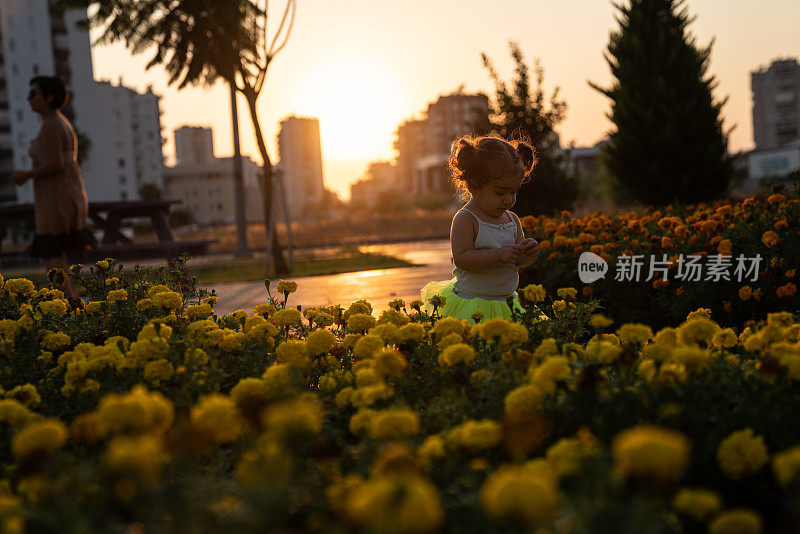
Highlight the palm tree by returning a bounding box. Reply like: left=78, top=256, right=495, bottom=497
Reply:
left=65, top=0, right=295, bottom=274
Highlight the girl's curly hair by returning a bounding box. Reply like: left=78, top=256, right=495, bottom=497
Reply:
left=446, top=135, right=536, bottom=201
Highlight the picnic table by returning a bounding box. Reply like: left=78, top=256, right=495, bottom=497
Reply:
left=0, top=200, right=216, bottom=262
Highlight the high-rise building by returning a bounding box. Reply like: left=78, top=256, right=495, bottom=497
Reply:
left=175, top=125, right=214, bottom=165
left=349, top=161, right=398, bottom=208
left=81, top=80, right=164, bottom=201
left=163, top=125, right=263, bottom=225
left=752, top=58, right=800, bottom=150
left=276, top=116, right=324, bottom=220
left=393, top=91, right=489, bottom=199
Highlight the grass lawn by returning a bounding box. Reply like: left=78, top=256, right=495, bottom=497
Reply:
left=188, top=250, right=415, bottom=285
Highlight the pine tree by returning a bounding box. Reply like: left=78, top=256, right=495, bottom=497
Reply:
left=475, top=42, right=578, bottom=217
left=589, top=0, right=734, bottom=206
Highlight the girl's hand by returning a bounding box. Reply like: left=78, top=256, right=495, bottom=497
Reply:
left=497, top=244, right=522, bottom=265
left=521, top=238, right=540, bottom=258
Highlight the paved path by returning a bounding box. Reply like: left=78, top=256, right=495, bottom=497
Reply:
left=212, top=240, right=454, bottom=315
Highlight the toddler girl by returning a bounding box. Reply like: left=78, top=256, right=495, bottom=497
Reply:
left=420, top=135, right=544, bottom=323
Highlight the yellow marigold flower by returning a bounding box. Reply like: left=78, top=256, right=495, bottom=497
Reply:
left=11, top=419, right=68, bottom=459
left=219, top=331, right=245, bottom=352
left=678, top=317, right=720, bottom=346
left=347, top=313, right=377, bottom=333
left=5, top=384, right=41, bottom=409
left=529, top=357, right=571, bottom=395
left=448, top=420, right=502, bottom=451
left=504, top=384, right=545, bottom=421
left=151, top=291, right=182, bottom=310
left=4, top=278, right=35, bottom=296
left=672, top=488, right=723, bottom=521
left=480, top=463, right=559, bottom=525
left=520, top=284, right=546, bottom=303
left=616, top=323, right=654, bottom=344
left=95, top=260, right=110, bottom=270
left=712, top=328, right=738, bottom=349
left=271, top=308, right=301, bottom=328
left=545, top=429, right=599, bottom=477
left=398, top=323, right=425, bottom=343
left=368, top=409, right=420, bottom=440
left=478, top=318, right=528, bottom=350
left=709, top=509, right=762, bottom=534
left=438, top=343, right=476, bottom=367
left=230, top=377, right=272, bottom=414
left=0, top=399, right=35, bottom=428
left=377, top=308, right=410, bottom=327
left=261, top=363, right=294, bottom=393
left=762, top=230, right=780, bottom=248
left=373, top=348, right=408, bottom=378
left=253, top=302, right=276, bottom=317
left=417, top=435, right=446, bottom=469
left=771, top=445, right=800, bottom=488
left=653, top=363, right=688, bottom=388
left=552, top=299, right=567, bottom=312
left=306, top=329, right=336, bottom=356
left=430, top=317, right=470, bottom=340
left=388, top=298, right=406, bottom=311
left=717, top=428, right=769, bottom=480
left=346, top=474, right=444, bottom=534
left=96, top=386, right=174, bottom=436
left=143, top=359, right=174, bottom=385
left=532, top=338, right=559, bottom=361
left=106, top=289, right=128, bottom=303
left=103, top=434, right=166, bottom=488
left=353, top=334, right=384, bottom=359
left=612, top=425, right=690, bottom=481
left=275, top=340, right=309, bottom=367
left=36, top=299, right=68, bottom=317
left=556, top=287, right=577, bottom=300
left=427, top=294, right=446, bottom=309
left=355, top=367, right=383, bottom=388
left=40, top=332, right=71, bottom=351
left=583, top=340, right=622, bottom=364
left=349, top=408, right=378, bottom=435
left=191, top=394, right=244, bottom=443
left=85, top=301, right=103, bottom=314
left=275, top=280, right=298, bottom=294
left=185, top=303, right=213, bottom=319
left=671, top=346, right=713, bottom=373
left=370, top=323, right=401, bottom=345
left=262, top=395, right=322, bottom=438
left=589, top=314, right=613, bottom=330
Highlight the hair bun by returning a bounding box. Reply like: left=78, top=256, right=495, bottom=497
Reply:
left=515, top=142, right=537, bottom=175
left=452, top=138, right=478, bottom=177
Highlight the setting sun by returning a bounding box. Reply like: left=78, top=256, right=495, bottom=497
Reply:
left=292, top=55, right=408, bottom=161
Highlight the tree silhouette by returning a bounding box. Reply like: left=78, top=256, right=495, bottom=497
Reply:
left=474, top=41, right=578, bottom=217
left=63, top=0, right=295, bottom=273
left=589, top=0, right=734, bottom=205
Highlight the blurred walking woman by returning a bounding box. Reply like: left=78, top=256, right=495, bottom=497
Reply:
left=10, top=76, right=96, bottom=297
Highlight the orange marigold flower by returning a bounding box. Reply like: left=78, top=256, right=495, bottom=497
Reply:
left=742, top=197, right=757, bottom=208
left=762, top=231, right=781, bottom=248
left=739, top=286, right=752, bottom=301
left=777, top=283, right=797, bottom=298
left=787, top=270, right=796, bottom=278
left=753, top=288, right=763, bottom=301
left=582, top=286, right=593, bottom=296
left=676, top=287, right=684, bottom=296
left=723, top=301, right=732, bottom=313
left=717, top=239, right=732, bottom=255
left=774, top=219, right=788, bottom=230
left=767, top=193, right=787, bottom=205
left=661, top=237, right=673, bottom=249
left=652, top=278, right=669, bottom=289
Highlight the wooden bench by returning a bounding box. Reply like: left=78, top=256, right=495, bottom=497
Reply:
left=0, top=200, right=216, bottom=262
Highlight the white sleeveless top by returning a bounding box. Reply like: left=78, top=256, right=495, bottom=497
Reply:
left=452, top=207, right=519, bottom=300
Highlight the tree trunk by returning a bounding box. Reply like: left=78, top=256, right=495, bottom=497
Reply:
left=243, top=89, right=289, bottom=275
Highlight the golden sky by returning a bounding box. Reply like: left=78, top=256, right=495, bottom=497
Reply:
left=91, top=0, right=800, bottom=199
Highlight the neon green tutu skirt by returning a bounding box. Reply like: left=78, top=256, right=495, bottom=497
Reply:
left=420, top=278, right=548, bottom=324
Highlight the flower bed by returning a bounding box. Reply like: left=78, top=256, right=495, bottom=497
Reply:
left=520, top=192, right=800, bottom=330
left=0, top=254, right=798, bottom=532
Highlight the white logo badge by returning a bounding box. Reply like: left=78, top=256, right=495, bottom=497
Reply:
left=578, top=252, right=608, bottom=283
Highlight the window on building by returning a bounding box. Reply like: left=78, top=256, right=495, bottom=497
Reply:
left=119, top=175, right=126, bottom=184
left=118, top=158, right=125, bottom=168
left=32, top=64, right=39, bottom=75
left=11, top=64, right=18, bottom=75
left=8, top=40, right=14, bottom=52
left=120, top=191, right=128, bottom=200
